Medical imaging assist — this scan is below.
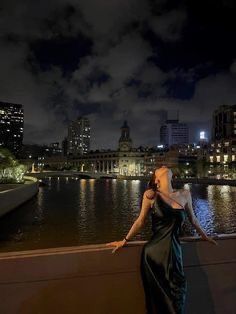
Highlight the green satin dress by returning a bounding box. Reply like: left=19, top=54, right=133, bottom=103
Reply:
left=140, top=194, right=187, bottom=314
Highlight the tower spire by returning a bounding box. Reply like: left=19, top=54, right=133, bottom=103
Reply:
left=118, top=120, right=132, bottom=151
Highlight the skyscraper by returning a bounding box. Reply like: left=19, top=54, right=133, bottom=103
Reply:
left=67, top=117, right=90, bottom=156
left=212, top=104, right=236, bottom=140
left=0, top=101, right=24, bottom=155
left=160, top=118, right=189, bottom=147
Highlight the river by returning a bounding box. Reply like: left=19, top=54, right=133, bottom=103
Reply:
left=0, top=177, right=235, bottom=252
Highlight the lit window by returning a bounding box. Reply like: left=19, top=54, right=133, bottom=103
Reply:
left=224, top=155, right=228, bottom=162
left=216, top=156, right=220, bottom=162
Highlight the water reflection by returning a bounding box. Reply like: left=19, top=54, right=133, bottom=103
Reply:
left=0, top=178, right=235, bottom=252
left=207, top=185, right=236, bottom=234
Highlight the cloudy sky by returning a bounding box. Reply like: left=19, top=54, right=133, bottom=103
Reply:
left=0, top=0, right=236, bottom=149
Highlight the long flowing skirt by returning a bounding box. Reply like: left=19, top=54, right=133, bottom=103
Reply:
left=140, top=234, right=187, bottom=314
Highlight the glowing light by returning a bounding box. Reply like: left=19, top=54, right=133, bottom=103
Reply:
left=200, top=131, right=206, bottom=140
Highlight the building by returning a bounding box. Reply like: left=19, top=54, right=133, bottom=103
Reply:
left=68, top=117, right=90, bottom=156
left=118, top=120, right=132, bottom=151
left=49, top=142, right=62, bottom=156
left=0, top=101, right=24, bottom=155
left=62, top=137, right=68, bottom=157
left=38, top=121, right=195, bottom=177
left=160, top=118, right=189, bottom=147
left=212, top=104, right=236, bottom=141
left=62, top=121, right=182, bottom=176
left=71, top=121, right=145, bottom=175
left=208, top=104, right=236, bottom=178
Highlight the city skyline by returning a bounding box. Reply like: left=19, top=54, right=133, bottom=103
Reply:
left=0, top=101, right=231, bottom=151
left=0, top=1, right=236, bottom=149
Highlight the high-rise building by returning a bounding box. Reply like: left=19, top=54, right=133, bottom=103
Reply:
left=208, top=104, right=236, bottom=175
left=0, top=101, right=24, bottom=155
left=62, top=137, right=68, bottom=157
left=67, top=117, right=90, bottom=156
left=212, top=104, right=236, bottom=140
left=199, top=131, right=208, bottom=148
left=160, top=118, right=189, bottom=147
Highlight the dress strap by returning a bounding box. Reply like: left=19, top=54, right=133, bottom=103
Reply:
left=157, top=191, right=185, bottom=210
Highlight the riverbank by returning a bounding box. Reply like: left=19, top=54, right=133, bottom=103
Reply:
left=0, top=176, right=39, bottom=218
left=113, top=175, right=236, bottom=186
left=29, top=171, right=236, bottom=185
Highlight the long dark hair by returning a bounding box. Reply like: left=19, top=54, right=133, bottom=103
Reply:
left=147, top=170, right=158, bottom=192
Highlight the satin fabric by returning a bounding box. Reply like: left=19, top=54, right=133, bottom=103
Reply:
left=140, top=194, right=187, bottom=314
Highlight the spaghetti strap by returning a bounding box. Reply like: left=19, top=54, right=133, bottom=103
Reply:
left=157, top=191, right=185, bottom=211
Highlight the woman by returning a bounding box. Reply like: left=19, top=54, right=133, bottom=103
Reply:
left=106, top=166, right=217, bottom=314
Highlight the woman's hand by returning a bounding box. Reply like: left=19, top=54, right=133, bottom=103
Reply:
left=105, top=239, right=126, bottom=253
left=203, top=235, right=218, bottom=245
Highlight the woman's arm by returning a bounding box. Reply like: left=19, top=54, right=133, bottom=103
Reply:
left=106, top=189, right=155, bottom=253
left=124, top=189, right=154, bottom=240
left=185, top=190, right=217, bottom=245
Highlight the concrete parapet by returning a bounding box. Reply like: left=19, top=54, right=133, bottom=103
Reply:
left=0, top=234, right=235, bottom=314
left=0, top=176, right=39, bottom=218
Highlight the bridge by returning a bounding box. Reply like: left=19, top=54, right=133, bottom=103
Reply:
left=29, top=170, right=117, bottom=179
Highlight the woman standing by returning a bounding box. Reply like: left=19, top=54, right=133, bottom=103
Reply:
left=106, top=166, right=217, bottom=314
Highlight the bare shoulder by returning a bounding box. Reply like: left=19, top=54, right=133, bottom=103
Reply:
left=144, top=189, right=156, bottom=200
left=176, top=188, right=191, bottom=204
left=180, top=188, right=191, bottom=197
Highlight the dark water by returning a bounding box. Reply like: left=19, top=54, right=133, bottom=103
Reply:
left=0, top=177, right=236, bottom=252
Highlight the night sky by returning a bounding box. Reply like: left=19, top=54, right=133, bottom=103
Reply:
left=0, top=0, right=236, bottom=149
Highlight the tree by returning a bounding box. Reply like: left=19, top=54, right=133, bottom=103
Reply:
left=0, top=148, right=26, bottom=183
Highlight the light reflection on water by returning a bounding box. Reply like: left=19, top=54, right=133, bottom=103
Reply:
left=0, top=178, right=235, bottom=252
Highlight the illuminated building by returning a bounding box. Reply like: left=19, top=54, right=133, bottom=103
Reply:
left=0, top=101, right=24, bottom=155
left=208, top=104, right=236, bottom=178
left=68, top=117, right=90, bottom=156
left=61, top=121, right=179, bottom=176
left=212, top=104, right=236, bottom=140
left=49, top=142, right=62, bottom=155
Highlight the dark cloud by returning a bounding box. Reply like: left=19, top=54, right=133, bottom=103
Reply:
left=30, top=35, right=93, bottom=75
left=0, top=0, right=236, bottom=148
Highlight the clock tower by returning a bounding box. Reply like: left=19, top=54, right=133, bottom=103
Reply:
left=118, top=120, right=132, bottom=151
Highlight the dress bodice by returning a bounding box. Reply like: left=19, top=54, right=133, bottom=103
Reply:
left=150, top=194, right=187, bottom=237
